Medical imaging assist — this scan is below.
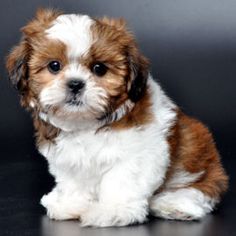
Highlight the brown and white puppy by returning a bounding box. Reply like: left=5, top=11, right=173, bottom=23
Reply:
left=6, top=9, right=228, bottom=227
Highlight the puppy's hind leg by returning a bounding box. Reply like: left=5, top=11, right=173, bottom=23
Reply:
left=149, top=187, right=217, bottom=221
left=150, top=113, right=228, bottom=221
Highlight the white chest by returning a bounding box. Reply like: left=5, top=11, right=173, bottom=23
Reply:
left=39, top=124, right=167, bottom=180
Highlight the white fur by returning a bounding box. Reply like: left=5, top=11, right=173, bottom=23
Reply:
left=150, top=188, right=217, bottom=221
left=46, top=14, right=94, bottom=59
left=39, top=79, right=66, bottom=108
left=29, top=100, right=35, bottom=108
left=39, top=75, right=108, bottom=132
left=164, top=169, right=204, bottom=189
left=39, top=76, right=178, bottom=226
left=149, top=170, right=216, bottom=221
left=102, top=99, right=135, bottom=125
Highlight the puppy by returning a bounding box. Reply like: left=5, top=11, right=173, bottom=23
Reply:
left=6, top=9, right=228, bottom=227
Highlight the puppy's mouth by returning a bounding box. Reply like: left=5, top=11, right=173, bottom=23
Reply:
left=65, top=88, right=85, bottom=107
left=66, top=97, right=84, bottom=107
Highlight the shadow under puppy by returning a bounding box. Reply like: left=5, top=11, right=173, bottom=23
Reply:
left=6, top=9, right=228, bottom=227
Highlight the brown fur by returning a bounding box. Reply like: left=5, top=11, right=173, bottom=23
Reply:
left=6, top=9, right=63, bottom=144
left=22, top=8, right=61, bottom=38
left=33, top=112, right=60, bottom=146
left=163, top=112, right=228, bottom=199
left=109, top=89, right=153, bottom=130
left=86, top=18, right=149, bottom=113
left=6, top=8, right=62, bottom=108
left=29, top=40, right=67, bottom=98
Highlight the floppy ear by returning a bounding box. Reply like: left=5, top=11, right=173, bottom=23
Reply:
left=98, top=16, right=127, bottom=31
left=6, top=39, right=30, bottom=93
left=6, top=8, right=61, bottom=93
left=97, top=16, right=149, bottom=102
left=22, top=8, right=62, bottom=37
left=127, top=47, right=149, bottom=103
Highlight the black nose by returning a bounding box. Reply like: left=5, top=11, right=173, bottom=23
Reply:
left=67, top=80, right=85, bottom=94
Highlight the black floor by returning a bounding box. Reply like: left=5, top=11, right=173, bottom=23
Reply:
left=0, top=139, right=235, bottom=236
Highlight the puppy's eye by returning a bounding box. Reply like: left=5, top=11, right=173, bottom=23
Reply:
left=91, top=62, right=108, bottom=77
left=48, top=61, right=61, bottom=74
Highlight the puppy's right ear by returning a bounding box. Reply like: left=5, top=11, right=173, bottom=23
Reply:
left=6, top=8, right=61, bottom=93
left=6, top=38, right=30, bottom=93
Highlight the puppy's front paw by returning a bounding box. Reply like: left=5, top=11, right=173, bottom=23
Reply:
left=41, top=193, right=80, bottom=220
left=80, top=201, right=148, bottom=227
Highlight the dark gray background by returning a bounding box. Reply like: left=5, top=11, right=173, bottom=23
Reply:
left=0, top=1, right=235, bottom=236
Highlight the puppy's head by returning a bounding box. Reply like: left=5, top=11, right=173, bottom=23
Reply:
left=6, top=9, right=149, bottom=130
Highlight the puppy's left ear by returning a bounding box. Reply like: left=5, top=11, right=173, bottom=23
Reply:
left=127, top=46, right=149, bottom=103
left=98, top=16, right=149, bottom=103
left=97, top=16, right=127, bottom=31
left=6, top=39, right=30, bottom=93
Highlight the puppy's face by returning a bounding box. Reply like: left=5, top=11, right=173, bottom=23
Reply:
left=7, top=9, right=148, bottom=129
